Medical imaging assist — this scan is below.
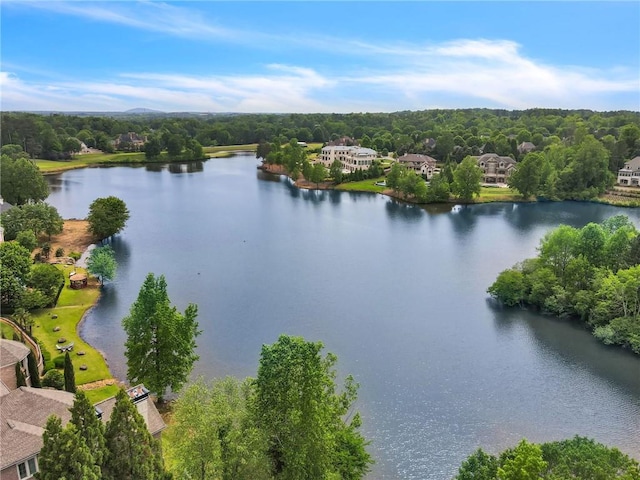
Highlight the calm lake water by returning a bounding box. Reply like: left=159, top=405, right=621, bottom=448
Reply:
left=47, top=155, right=640, bottom=479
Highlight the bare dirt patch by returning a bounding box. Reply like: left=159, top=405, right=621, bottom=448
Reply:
left=43, top=220, right=97, bottom=256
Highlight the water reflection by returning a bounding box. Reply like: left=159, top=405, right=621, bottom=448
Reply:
left=385, top=199, right=424, bottom=222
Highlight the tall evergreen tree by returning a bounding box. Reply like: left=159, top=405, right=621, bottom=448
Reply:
left=122, top=273, right=200, bottom=402
left=103, top=389, right=167, bottom=480
left=15, top=362, right=26, bottom=387
left=27, top=351, right=41, bottom=387
left=64, top=351, right=76, bottom=393
left=70, top=390, right=107, bottom=470
left=37, top=416, right=100, bottom=480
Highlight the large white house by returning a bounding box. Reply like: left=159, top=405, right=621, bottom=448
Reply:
left=396, top=154, right=438, bottom=179
left=318, top=145, right=377, bottom=173
left=473, top=153, right=517, bottom=184
left=617, top=156, right=640, bottom=186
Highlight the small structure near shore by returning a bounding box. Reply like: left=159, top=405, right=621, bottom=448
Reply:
left=69, top=273, right=88, bottom=289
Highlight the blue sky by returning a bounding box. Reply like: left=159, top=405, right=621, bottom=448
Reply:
left=1, top=1, right=639, bottom=112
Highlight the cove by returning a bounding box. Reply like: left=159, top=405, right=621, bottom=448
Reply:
left=46, top=154, right=640, bottom=480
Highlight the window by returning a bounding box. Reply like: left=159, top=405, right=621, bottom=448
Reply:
left=17, top=457, right=38, bottom=479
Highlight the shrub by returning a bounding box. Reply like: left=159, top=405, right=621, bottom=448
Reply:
left=42, top=369, right=64, bottom=389
left=53, top=355, right=66, bottom=369
left=55, top=247, right=65, bottom=257
left=69, top=251, right=81, bottom=261
left=16, top=230, right=38, bottom=252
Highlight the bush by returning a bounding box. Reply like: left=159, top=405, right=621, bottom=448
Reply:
left=69, top=251, right=81, bottom=261
left=53, top=355, right=66, bottom=369
left=42, top=369, right=64, bottom=389
left=16, top=230, right=38, bottom=252
left=55, top=247, right=64, bottom=257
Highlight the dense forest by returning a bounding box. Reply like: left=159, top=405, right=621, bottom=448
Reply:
left=2, top=109, right=639, bottom=165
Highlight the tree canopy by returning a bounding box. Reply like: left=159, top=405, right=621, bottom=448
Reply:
left=87, top=196, right=130, bottom=240
left=87, top=245, right=117, bottom=285
left=0, top=154, right=49, bottom=205
left=122, top=273, right=200, bottom=401
left=453, top=156, right=483, bottom=201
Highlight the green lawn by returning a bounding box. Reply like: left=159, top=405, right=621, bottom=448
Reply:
left=477, top=186, right=523, bottom=202
left=31, top=266, right=112, bottom=385
left=336, top=177, right=386, bottom=193
left=203, top=144, right=258, bottom=154
left=36, top=152, right=150, bottom=172
left=84, top=384, right=121, bottom=404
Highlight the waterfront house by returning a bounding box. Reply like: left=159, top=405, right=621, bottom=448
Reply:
left=114, top=132, right=147, bottom=151
left=517, top=142, right=536, bottom=154
left=396, top=154, right=438, bottom=179
left=318, top=145, right=377, bottom=173
left=617, top=156, right=640, bottom=186
left=0, top=339, right=32, bottom=392
left=0, top=384, right=165, bottom=479
left=474, top=153, right=517, bottom=184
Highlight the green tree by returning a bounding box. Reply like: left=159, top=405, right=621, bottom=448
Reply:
left=165, top=377, right=271, bottom=480
left=42, top=369, right=64, bottom=389
left=330, top=159, right=344, bottom=184
left=310, top=162, right=327, bottom=186
left=87, top=196, right=130, bottom=240
left=508, top=152, right=543, bottom=198
left=452, top=156, right=482, bottom=202
left=166, top=134, right=185, bottom=157
left=425, top=173, right=450, bottom=202
left=27, top=351, right=41, bottom=387
left=87, top=245, right=117, bottom=285
left=0, top=154, right=49, bottom=205
left=16, top=362, right=27, bottom=387
left=253, top=335, right=372, bottom=480
left=122, top=273, right=200, bottom=402
left=497, top=439, right=547, bottom=480
left=538, top=225, right=579, bottom=281
left=16, top=230, right=38, bottom=252
left=28, top=263, right=65, bottom=306
left=103, top=389, right=168, bottom=480
left=573, top=222, right=606, bottom=266
left=69, top=390, right=107, bottom=470
left=145, top=136, right=163, bottom=159
left=455, top=448, right=498, bottom=480
left=64, top=351, right=76, bottom=393
left=386, top=162, right=405, bottom=191
left=0, top=241, right=32, bottom=309
left=487, top=269, right=526, bottom=306
left=37, top=416, right=101, bottom=480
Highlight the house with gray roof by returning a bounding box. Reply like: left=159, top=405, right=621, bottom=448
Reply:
left=517, top=142, right=536, bottom=154
left=474, top=153, right=517, bottom=184
left=0, top=339, right=32, bottom=392
left=617, top=156, right=640, bottom=186
left=396, top=154, right=438, bottom=179
left=0, top=385, right=165, bottom=479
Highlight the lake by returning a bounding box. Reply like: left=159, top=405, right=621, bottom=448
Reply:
left=46, top=155, right=640, bottom=479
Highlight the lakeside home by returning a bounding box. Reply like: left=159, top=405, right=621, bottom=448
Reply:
left=396, top=153, right=438, bottom=179
left=474, top=153, right=517, bottom=184
left=318, top=145, right=377, bottom=173
left=617, top=156, right=640, bottom=186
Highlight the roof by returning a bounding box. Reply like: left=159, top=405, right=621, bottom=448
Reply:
left=94, top=385, right=165, bottom=436
left=474, top=153, right=516, bottom=165
left=622, top=156, right=640, bottom=171
left=0, top=387, right=75, bottom=469
left=397, top=154, right=437, bottom=166
left=0, top=199, right=15, bottom=214
left=0, top=339, right=30, bottom=368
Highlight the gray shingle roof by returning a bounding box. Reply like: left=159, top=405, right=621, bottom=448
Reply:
left=0, top=387, right=75, bottom=469
left=94, top=385, right=165, bottom=436
left=0, top=339, right=30, bottom=368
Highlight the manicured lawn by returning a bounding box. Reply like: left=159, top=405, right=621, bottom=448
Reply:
left=84, top=384, right=121, bottom=404
left=336, top=177, right=386, bottom=193
left=31, top=266, right=112, bottom=385
left=1, top=322, right=16, bottom=339
left=36, top=152, right=150, bottom=172
left=477, top=186, right=523, bottom=202
left=203, top=144, right=258, bottom=153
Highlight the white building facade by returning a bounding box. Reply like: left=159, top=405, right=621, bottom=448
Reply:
left=617, top=156, right=640, bottom=186
left=318, top=146, right=377, bottom=173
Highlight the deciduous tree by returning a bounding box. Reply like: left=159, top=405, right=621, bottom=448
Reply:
left=0, top=154, right=49, bottom=205
left=122, top=273, right=200, bottom=402
left=87, top=196, right=130, bottom=240
left=87, top=245, right=117, bottom=285
left=452, top=156, right=482, bottom=202
left=253, top=335, right=372, bottom=480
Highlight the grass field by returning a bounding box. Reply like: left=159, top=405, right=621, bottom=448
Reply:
left=336, top=177, right=386, bottom=193
left=476, top=186, right=523, bottom=202
left=84, top=384, right=121, bottom=403
left=31, top=264, right=112, bottom=385
left=36, top=152, right=150, bottom=173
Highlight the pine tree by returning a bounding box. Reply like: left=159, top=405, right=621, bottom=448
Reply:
left=37, top=416, right=100, bottom=480
left=103, top=389, right=167, bottom=480
left=27, top=351, right=41, bottom=387
left=64, top=351, right=76, bottom=393
left=15, top=362, right=26, bottom=387
left=70, top=390, right=107, bottom=470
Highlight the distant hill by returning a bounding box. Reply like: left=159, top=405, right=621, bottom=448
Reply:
left=124, top=107, right=165, bottom=114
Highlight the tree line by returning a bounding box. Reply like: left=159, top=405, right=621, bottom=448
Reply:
left=488, top=214, right=640, bottom=354
left=2, top=109, right=638, bottom=164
